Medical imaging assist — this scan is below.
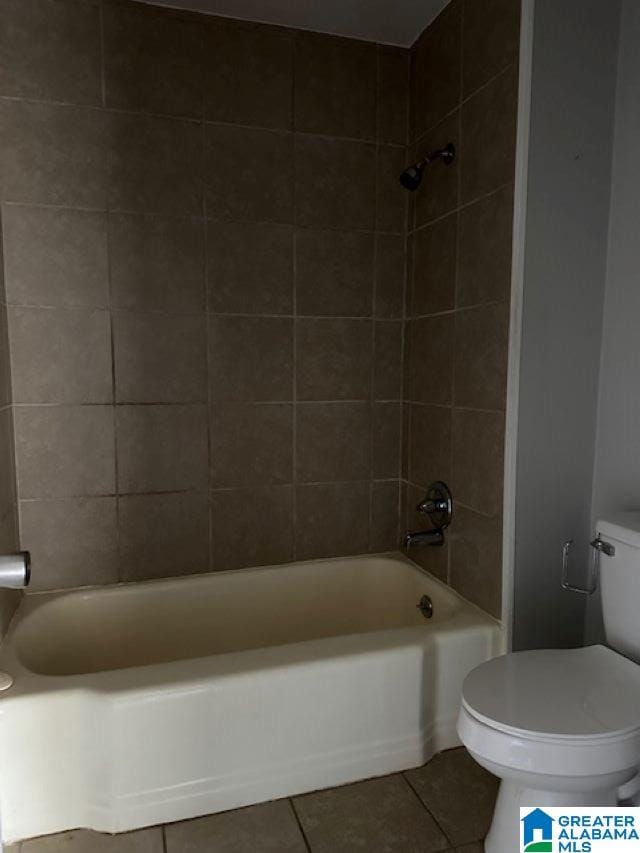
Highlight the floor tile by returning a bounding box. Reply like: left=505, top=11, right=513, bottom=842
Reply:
left=293, top=774, right=449, bottom=853
left=405, top=749, right=498, bottom=847
left=164, top=800, right=307, bottom=852
left=20, top=828, right=163, bottom=853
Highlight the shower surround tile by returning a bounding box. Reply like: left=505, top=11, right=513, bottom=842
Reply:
left=210, top=403, right=293, bottom=487
left=14, top=405, right=116, bottom=500
left=410, top=0, right=462, bottom=141
left=118, top=492, right=209, bottom=582
left=294, top=33, right=377, bottom=140
left=374, top=234, right=405, bottom=319
left=296, top=402, right=371, bottom=483
left=20, top=497, right=119, bottom=590
left=372, top=402, right=402, bottom=480
left=0, top=0, right=102, bottom=104
left=206, top=220, right=293, bottom=315
left=107, top=113, right=203, bottom=215
left=204, top=21, right=293, bottom=130
left=205, top=125, right=294, bottom=223
left=462, top=0, right=521, bottom=97
left=0, top=0, right=418, bottom=590
left=108, top=214, right=205, bottom=313
left=370, top=480, right=401, bottom=552
left=295, top=229, right=374, bottom=317
left=103, top=0, right=203, bottom=118
left=296, top=318, right=372, bottom=401
left=376, top=145, right=408, bottom=234
left=451, top=408, right=505, bottom=517
left=113, top=312, right=207, bottom=404
left=411, top=212, right=457, bottom=316
left=0, top=100, right=108, bottom=207
left=373, top=321, right=403, bottom=399
left=116, top=404, right=209, bottom=494
left=8, top=306, right=112, bottom=404
left=377, top=47, right=409, bottom=146
left=460, top=64, right=518, bottom=204
left=208, top=316, right=294, bottom=403
left=2, top=206, right=109, bottom=309
left=294, top=136, right=376, bottom=231
left=457, top=184, right=514, bottom=307
left=453, top=303, right=509, bottom=410
left=402, top=0, right=517, bottom=613
left=210, top=486, right=294, bottom=571
left=450, top=506, right=503, bottom=617
left=295, top=482, right=370, bottom=560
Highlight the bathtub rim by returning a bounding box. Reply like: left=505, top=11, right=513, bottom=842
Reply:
left=0, top=551, right=504, bottom=694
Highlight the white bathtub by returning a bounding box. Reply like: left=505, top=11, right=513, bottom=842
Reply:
left=0, top=553, right=502, bottom=843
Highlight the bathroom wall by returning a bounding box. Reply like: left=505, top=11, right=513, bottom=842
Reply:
left=512, top=0, right=621, bottom=650
left=0, top=219, right=21, bottom=629
left=0, top=0, right=409, bottom=590
left=588, top=0, right=640, bottom=641
left=401, top=0, right=520, bottom=618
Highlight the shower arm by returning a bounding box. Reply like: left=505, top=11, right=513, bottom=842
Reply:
left=420, top=144, right=455, bottom=168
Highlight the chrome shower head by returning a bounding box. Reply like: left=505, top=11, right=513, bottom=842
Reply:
left=399, top=143, right=455, bottom=191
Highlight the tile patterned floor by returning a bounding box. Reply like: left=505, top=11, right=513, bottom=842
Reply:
left=9, top=748, right=497, bottom=853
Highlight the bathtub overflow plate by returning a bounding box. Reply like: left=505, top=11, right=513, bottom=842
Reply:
left=417, top=595, right=434, bottom=619
left=0, top=672, right=13, bottom=691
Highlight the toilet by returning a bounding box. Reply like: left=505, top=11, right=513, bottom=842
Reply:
left=457, top=513, right=640, bottom=852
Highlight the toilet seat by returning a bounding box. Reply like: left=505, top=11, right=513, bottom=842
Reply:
left=462, top=644, right=640, bottom=739
left=459, top=645, right=640, bottom=779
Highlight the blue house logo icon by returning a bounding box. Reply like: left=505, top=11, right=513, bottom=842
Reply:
left=522, top=808, right=554, bottom=852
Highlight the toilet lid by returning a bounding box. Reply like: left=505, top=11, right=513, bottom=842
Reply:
left=462, top=645, right=640, bottom=739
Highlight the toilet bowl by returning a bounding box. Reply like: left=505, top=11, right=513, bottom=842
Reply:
left=457, top=645, right=640, bottom=852
left=458, top=514, right=640, bottom=853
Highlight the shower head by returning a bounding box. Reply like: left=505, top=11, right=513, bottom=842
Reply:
left=399, top=143, right=455, bottom=191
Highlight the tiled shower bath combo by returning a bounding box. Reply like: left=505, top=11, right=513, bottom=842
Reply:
left=0, top=0, right=519, bottom=847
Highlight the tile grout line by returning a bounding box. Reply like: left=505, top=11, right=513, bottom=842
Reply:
left=291, top=33, right=298, bottom=563
left=398, top=41, right=411, bottom=545
left=407, top=179, right=514, bottom=236
left=0, top=201, right=405, bottom=239
left=104, top=162, right=121, bottom=583
left=410, top=58, right=518, bottom=151
left=0, top=91, right=406, bottom=150
left=368, top=47, right=381, bottom=553
left=288, top=798, right=313, bottom=853
left=448, top=4, right=464, bottom=586
left=201, top=92, right=214, bottom=572
left=401, top=771, right=455, bottom=850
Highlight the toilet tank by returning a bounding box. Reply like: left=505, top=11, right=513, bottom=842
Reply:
left=598, top=513, right=640, bottom=662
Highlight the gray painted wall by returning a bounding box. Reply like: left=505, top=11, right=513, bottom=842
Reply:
left=512, top=0, right=620, bottom=650
left=588, top=0, right=640, bottom=642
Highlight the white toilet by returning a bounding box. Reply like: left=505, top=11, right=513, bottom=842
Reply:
left=457, top=513, right=640, bottom=852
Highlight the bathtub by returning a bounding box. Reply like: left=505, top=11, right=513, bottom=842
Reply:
left=0, top=552, right=502, bottom=843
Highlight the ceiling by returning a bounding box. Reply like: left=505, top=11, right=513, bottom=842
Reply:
left=135, top=0, right=450, bottom=47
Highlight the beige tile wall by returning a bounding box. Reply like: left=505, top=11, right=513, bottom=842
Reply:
left=401, top=0, right=520, bottom=617
left=0, top=0, right=409, bottom=589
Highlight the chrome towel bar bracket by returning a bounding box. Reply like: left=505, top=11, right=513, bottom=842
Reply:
left=561, top=534, right=615, bottom=595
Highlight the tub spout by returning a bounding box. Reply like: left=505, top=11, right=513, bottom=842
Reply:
left=403, top=529, right=444, bottom=549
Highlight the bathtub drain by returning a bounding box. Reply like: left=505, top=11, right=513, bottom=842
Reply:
left=416, top=595, right=434, bottom=619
